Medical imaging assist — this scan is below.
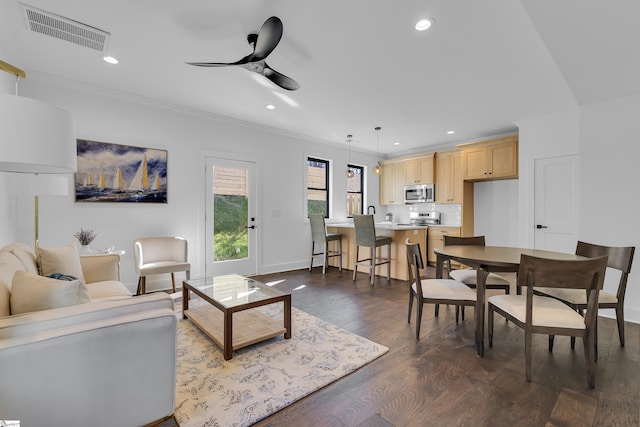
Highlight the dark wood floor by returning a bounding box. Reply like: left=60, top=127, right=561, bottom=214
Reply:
left=239, top=266, right=640, bottom=427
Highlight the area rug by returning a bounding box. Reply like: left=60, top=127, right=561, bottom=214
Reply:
left=173, top=303, right=388, bottom=427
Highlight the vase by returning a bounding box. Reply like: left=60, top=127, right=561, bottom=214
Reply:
left=79, top=244, right=93, bottom=254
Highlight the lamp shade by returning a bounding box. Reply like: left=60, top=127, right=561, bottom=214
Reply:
left=0, top=93, right=76, bottom=173
left=29, top=174, right=70, bottom=197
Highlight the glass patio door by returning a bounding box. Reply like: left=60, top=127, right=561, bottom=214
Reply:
left=205, top=157, right=257, bottom=276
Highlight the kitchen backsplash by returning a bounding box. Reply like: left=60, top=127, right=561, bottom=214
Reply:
left=385, top=203, right=462, bottom=226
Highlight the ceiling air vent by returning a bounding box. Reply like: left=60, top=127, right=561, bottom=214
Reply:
left=20, top=3, right=110, bottom=53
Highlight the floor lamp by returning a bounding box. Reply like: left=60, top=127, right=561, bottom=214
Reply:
left=30, top=175, right=70, bottom=247
left=0, top=60, right=76, bottom=247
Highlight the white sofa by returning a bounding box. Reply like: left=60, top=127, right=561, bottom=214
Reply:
left=0, top=243, right=177, bottom=427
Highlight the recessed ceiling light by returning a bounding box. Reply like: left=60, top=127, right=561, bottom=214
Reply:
left=394, top=142, right=400, bottom=146
left=103, top=56, right=118, bottom=64
left=265, top=104, right=276, bottom=110
left=447, top=130, right=455, bottom=134
left=415, top=18, right=435, bottom=31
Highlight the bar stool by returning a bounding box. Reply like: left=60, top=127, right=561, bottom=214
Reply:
left=309, top=214, right=343, bottom=273
left=352, top=214, right=391, bottom=285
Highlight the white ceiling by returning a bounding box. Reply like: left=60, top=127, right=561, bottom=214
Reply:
left=0, top=0, right=638, bottom=155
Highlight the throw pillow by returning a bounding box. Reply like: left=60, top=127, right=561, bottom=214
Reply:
left=36, top=243, right=85, bottom=282
left=10, top=271, right=91, bottom=315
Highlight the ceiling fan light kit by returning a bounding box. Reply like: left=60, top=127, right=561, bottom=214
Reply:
left=186, top=16, right=300, bottom=91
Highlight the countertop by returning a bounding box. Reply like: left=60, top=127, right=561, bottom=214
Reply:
left=327, top=221, right=428, bottom=230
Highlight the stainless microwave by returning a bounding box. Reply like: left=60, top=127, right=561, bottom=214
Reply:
left=404, top=183, right=435, bottom=204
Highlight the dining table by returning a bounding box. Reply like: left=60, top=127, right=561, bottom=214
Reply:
left=434, top=245, right=585, bottom=357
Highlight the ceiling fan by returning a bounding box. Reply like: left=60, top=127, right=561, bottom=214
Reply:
left=186, top=16, right=300, bottom=91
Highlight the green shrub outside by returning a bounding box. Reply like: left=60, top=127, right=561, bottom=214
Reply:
left=214, top=195, right=248, bottom=261
left=307, top=200, right=326, bottom=216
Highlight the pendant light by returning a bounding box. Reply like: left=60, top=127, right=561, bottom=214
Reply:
left=345, top=134, right=355, bottom=178
left=372, top=126, right=382, bottom=175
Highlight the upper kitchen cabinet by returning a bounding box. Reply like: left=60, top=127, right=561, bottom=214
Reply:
left=435, top=150, right=463, bottom=203
left=460, top=135, right=518, bottom=181
left=379, top=160, right=405, bottom=205
left=404, top=153, right=435, bottom=185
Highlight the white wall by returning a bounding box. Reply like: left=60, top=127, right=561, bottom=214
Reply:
left=579, top=93, right=640, bottom=322
left=0, top=44, right=17, bottom=244
left=515, top=109, right=580, bottom=247
left=517, top=104, right=640, bottom=323
left=3, top=75, right=379, bottom=292
left=474, top=179, right=519, bottom=246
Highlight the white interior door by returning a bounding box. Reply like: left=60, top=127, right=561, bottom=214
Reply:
left=534, top=155, right=579, bottom=253
left=205, top=157, right=257, bottom=276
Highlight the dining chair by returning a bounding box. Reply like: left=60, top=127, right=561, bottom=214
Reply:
left=488, top=254, right=608, bottom=388
left=352, top=214, right=391, bottom=285
left=309, top=214, right=343, bottom=274
left=133, top=236, right=191, bottom=295
left=438, top=235, right=511, bottom=319
left=534, top=241, right=635, bottom=354
left=406, top=239, right=476, bottom=339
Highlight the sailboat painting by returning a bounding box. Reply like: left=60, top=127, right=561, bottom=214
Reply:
left=75, top=139, right=168, bottom=203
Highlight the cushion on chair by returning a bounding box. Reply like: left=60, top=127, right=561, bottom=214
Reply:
left=413, top=279, right=477, bottom=301
left=10, top=271, right=91, bottom=315
left=533, top=287, right=617, bottom=305
left=36, top=243, right=85, bottom=282
left=138, top=260, right=191, bottom=276
left=86, top=280, right=132, bottom=300
left=326, top=232, right=342, bottom=242
left=374, top=236, right=392, bottom=247
left=449, top=269, right=510, bottom=286
left=489, top=294, right=586, bottom=329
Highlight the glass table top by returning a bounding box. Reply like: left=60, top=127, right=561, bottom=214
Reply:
left=184, top=274, right=286, bottom=309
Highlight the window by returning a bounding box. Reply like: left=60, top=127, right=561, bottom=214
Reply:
left=307, top=157, right=329, bottom=217
left=347, top=164, right=364, bottom=217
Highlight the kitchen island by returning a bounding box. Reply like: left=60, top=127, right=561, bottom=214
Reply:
left=326, top=222, right=428, bottom=281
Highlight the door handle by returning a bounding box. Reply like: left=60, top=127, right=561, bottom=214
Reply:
left=244, top=225, right=256, bottom=229
left=536, top=224, right=548, bottom=229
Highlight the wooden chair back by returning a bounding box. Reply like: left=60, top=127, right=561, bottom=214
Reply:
left=518, top=254, right=608, bottom=327
left=406, top=239, right=424, bottom=299
left=442, top=235, right=486, bottom=271
left=443, top=235, right=486, bottom=247
left=576, top=241, right=635, bottom=301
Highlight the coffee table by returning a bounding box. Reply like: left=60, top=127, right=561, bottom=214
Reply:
left=182, top=274, right=291, bottom=360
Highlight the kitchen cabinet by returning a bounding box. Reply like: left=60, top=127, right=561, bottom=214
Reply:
left=427, top=226, right=460, bottom=265
left=461, top=136, right=518, bottom=181
left=404, top=153, right=434, bottom=185
left=380, top=160, right=405, bottom=205
left=435, top=150, right=463, bottom=203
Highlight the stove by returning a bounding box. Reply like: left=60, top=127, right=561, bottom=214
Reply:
left=409, top=211, right=441, bottom=226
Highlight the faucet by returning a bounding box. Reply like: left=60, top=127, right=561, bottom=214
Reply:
left=367, top=205, right=376, bottom=215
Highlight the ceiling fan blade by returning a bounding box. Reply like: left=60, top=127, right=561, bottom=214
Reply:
left=186, top=62, right=235, bottom=67
left=252, top=16, right=283, bottom=61
left=263, top=63, right=300, bottom=91
left=186, top=54, right=252, bottom=68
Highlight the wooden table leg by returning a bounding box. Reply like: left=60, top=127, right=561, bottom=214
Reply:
left=182, top=284, right=189, bottom=320
left=224, top=310, right=233, bottom=360
left=475, top=268, right=488, bottom=357
left=284, top=295, right=292, bottom=339
left=435, top=254, right=444, bottom=279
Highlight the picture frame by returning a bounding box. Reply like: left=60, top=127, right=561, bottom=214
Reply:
left=75, top=139, right=168, bottom=203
